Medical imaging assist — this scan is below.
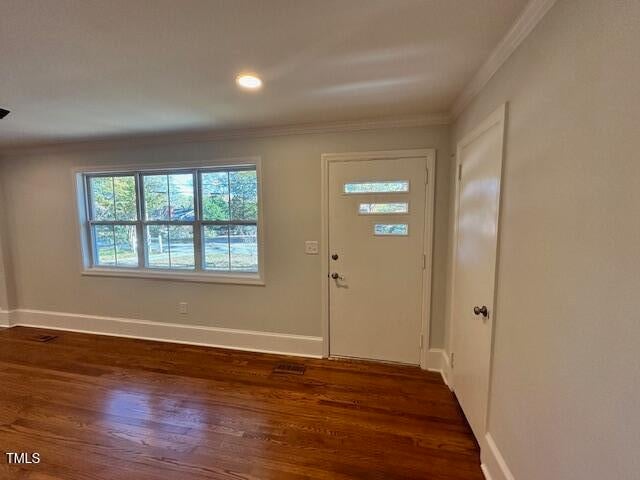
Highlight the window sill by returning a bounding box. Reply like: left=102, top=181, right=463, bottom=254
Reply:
left=81, top=268, right=265, bottom=285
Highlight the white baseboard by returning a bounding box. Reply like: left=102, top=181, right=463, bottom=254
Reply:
left=4, top=309, right=323, bottom=358
left=0, top=310, right=10, bottom=327
left=426, top=348, right=452, bottom=389
left=481, top=433, right=516, bottom=480
left=481, top=464, right=493, bottom=480
left=441, top=349, right=452, bottom=388
left=426, top=348, right=444, bottom=370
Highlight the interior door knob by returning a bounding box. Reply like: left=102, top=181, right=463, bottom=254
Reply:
left=473, top=305, right=489, bottom=317
left=331, top=272, right=344, bottom=280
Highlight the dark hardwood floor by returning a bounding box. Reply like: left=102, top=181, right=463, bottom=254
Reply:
left=0, top=327, right=483, bottom=479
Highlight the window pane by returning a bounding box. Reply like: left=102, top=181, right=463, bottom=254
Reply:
left=203, top=225, right=230, bottom=270
left=168, top=225, right=194, bottom=269
left=94, top=225, right=116, bottom=265
left=114, top=225, right=138, bottom=267
left=201, top=171, right=230, bottom=221
left=230, top=225, right=258, bottom=272
left=374, top=224, right=409, bottom=236
left=143, top=175, right=169, bottom=221
left=90, top=176, right=137, bottom=221
left=359, top=202, right=409, bottom=214
left=229, top=170, right=258, bottom=221
left=145, top=225, right=194, bottom=269
left=90, top=177, right=115, bottom=220
left=145, top=225, right=170, bottom=268
left=113, top=176, right=137, bottom=220
left=344, top=181, right=409, bottom=194
left=144, top=173, right=194, bottom=221
left=168, top=174, right=195, bottom=221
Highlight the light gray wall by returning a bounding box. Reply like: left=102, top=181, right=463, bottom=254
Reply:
left=451, top=1, right=640, bottom=478
left=0, top=177, right=13, bottom=311
left=0, top=125, right=451, bottom=346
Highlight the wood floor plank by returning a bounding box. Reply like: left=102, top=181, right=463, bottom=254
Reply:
left=0, top=327, right=483, bottom=479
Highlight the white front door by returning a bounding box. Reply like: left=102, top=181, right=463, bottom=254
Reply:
left=328, top=152, right=430, bottom=364
left=451, top=105, right=505, bottom=440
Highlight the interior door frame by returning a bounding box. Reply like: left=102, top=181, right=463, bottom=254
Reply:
left=320, top=149, right=436, bottom=369
left=447, top=104, right=506, bottom=404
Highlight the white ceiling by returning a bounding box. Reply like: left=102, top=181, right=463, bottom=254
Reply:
left=0, top=0, right=528, bottom=146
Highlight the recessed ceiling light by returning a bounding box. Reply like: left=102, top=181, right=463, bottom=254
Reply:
left=236, top=74, right=262, bottom=90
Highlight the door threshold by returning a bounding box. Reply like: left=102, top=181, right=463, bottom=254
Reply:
left=329, top=354, right=419, bottom=367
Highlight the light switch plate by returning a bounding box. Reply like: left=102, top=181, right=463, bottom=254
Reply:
left=305, top=241, right=319, bottom=255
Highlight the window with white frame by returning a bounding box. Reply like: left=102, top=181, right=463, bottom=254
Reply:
left=79, top=163, right=261, bottom=281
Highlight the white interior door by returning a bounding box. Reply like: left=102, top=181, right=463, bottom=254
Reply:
left=328, top=153, right=429, bottom=365
left=451, top=105, right=505, bottom=440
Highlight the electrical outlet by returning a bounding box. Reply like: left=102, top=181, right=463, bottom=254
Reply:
left=178, top=302, right=188, bottom=314
left=304, top=240, right=319, bottom=255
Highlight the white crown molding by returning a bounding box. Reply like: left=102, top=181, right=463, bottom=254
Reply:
left=3, top=309, right=323, bottom=358
left=451, top=0, right=558, bottom=119
left=0, top=113, right=450, bottom=156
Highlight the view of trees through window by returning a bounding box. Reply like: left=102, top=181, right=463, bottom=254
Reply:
left=343, top=180, right=409, bottom=194
left=86, top=166, right=259, bottom=274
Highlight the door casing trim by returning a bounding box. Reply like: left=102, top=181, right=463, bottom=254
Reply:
left=320, top=149, right=436, bottom=369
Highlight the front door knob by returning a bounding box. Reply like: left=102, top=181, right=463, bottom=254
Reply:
left=473, top=305, right=489, bottom=317
left=473, top=305, right=489, bottom=318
